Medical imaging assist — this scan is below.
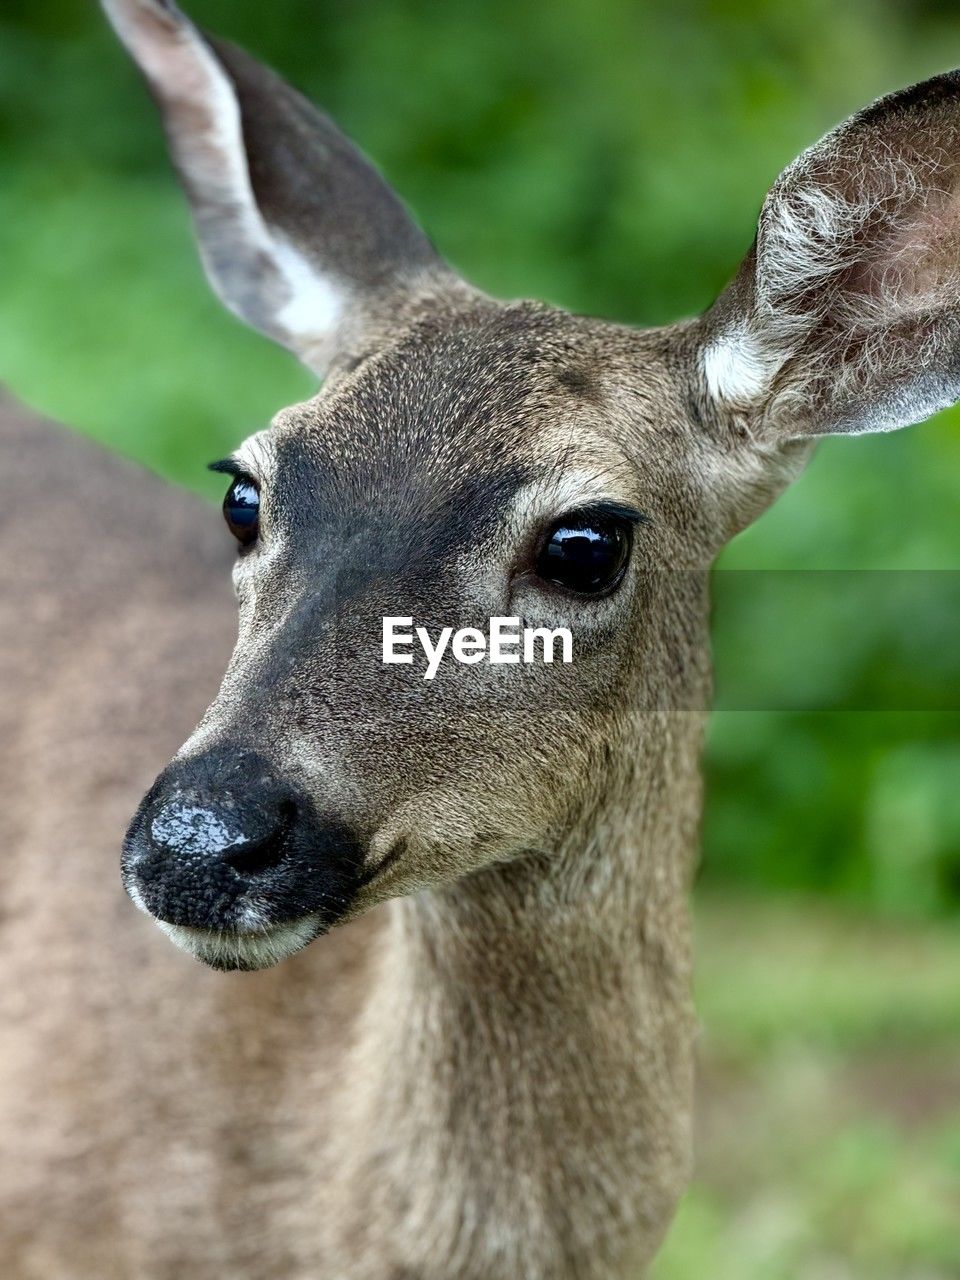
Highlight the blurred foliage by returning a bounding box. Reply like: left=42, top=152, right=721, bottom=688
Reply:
left=3, top=0, right=960, bottom=916
left=653, top=895, right=960, bottom=1279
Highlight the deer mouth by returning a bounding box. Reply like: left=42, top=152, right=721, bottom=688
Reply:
left=151, top=913, right=327, bottom=971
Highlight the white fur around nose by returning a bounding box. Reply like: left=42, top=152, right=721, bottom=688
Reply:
left=158, top=915, right=323, bottom=968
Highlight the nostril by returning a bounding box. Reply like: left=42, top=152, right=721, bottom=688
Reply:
left=223, top=799, right=297, bottom=878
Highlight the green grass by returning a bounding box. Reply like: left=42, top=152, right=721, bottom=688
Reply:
left=652, top=894, right=960, bottom=1280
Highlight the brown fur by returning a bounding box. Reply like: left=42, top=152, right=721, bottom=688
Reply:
left=0, top=397, right=705, bottom=1278
left=0, top=403, right=377, bottom=1277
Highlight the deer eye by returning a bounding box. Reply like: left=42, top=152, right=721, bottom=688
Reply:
left=222, top=476, right=260, bottom=546
left=535, top=510, right=633, bottom=596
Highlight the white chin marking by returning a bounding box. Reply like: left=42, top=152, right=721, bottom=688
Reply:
left=156, top=916, right=323, bottom=970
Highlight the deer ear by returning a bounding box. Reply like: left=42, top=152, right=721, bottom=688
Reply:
left=700, top=70, right=960, bottom=441
left=101, top=0, right=455, bottom=378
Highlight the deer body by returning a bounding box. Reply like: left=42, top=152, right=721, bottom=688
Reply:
left=6, top=2, right=960, bottom=1274
left=0, top=410, right=692, bottom=1278
left=0, top=404, right=705, bottom=1279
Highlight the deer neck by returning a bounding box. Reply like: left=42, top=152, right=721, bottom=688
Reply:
left=332, top=710, right=705, bottom=1277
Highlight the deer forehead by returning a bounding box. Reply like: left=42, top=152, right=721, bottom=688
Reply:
left=234, top=304, right=695, bottom=527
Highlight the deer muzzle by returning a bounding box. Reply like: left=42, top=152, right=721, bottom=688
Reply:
left=121, top=746, right=362, bottom=968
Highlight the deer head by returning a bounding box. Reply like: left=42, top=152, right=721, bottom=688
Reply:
left=106, top=0, right=960, bottom=969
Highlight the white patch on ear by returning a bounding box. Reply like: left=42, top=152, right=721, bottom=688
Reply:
left=701, top=323, right=776, bottom=406
left=272, top=237, right=344, bottom=349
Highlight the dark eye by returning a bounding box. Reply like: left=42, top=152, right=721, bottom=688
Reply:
left=222, top=476, right=260, bottom=546
left=535, top=511, right=633, bottom=595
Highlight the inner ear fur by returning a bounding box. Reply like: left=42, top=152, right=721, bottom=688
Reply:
left=701, top=69, right=960, bottom=441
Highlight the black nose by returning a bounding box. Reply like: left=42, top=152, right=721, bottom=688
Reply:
left=147, top=791, right=296, bottom=877
left=123, top=748, right=362, bottom=933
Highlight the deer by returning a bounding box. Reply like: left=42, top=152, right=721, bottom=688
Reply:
left=3, top=0, right=960, bottom=1273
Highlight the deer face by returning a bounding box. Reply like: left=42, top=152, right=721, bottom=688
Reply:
left=124, top=302, right=731, bottom=966
left=109, top=1, right=960, bottom=966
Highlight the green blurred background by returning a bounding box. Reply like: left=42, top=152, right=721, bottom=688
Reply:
left=2, top=1, right=958, bottom=1274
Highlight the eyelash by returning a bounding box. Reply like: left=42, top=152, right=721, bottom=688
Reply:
left=208, top=458, right=252, bottom=481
